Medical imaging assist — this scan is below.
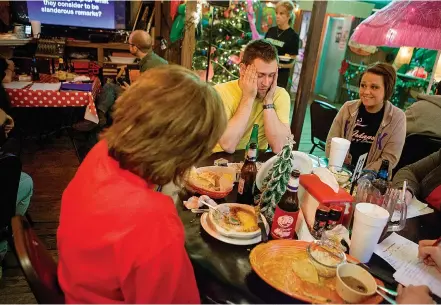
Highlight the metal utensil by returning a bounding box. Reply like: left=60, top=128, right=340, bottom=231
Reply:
left=376, top=289, right=397, bottom=304
left=198, top=196, right=240, bottom=225
left=377, top=285, right=398, bottom=297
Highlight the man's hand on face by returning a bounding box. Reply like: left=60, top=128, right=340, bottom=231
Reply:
left=239, top=64, right=257, bottom=101
left=264, top=71, right=278, bottom=105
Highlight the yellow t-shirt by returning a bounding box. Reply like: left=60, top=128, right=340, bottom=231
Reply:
left=213, top=80, right=291, bottom=152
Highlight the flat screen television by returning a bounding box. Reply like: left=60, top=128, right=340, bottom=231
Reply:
left=11, top=0, right=129, bottom=31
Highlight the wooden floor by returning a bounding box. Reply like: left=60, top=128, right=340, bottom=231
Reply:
left=0, top=106, right=323, bottom=303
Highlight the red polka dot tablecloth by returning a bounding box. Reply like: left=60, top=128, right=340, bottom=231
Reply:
left=6, top=74, right=101, bottom=123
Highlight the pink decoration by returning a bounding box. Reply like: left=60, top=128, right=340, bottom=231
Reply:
left=246, top=0, right=260, bottom=40
left=351, top=1, right=441, bottom=50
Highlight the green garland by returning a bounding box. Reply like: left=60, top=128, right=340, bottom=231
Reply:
left=259, top=136, right=295, bottom=221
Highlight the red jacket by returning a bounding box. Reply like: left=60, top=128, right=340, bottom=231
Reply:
left=57, top=140, right=200, bottom=304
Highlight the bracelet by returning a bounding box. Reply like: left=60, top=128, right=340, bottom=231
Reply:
left=263, top=104, right=275, bottom=110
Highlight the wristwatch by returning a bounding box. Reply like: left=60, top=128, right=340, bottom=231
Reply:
left=263, top=104, right=275, bottom=110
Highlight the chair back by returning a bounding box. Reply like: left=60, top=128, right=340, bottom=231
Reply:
left=12, top=216, right=65, bottom=304
left=0, top=152, right=21, bottom=240
left=393, top=133, right=441, bottom=174
left=310, top=100, right=338, bottom=144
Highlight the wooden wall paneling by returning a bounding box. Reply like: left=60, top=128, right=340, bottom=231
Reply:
left=181, top=1, right=197, bottom=69
left=292, top=1, right=328, bottom=150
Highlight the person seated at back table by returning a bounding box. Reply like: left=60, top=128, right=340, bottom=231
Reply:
left=57, top=65, right=226, bottom=303
left=73, top=30, right=168, bottom=132
left=392, top=149, right=441, bottom=211
left=213, top=39, right=291, bottom=154
left=0, top=60, right=33, bottom=279
left=326, top=62, right=406, bottom=172
left=405, top=81, right=441, bottom=138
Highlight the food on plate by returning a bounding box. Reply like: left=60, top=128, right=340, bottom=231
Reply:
left=292, top=259, right=319, bottom=284
left=341, top=276, right=368, bottom=293
left=310, top=248, right=342, bottom=266
left=329, top=167, right=351, bottom=185
left=214, top=206, right=258, bottom=232
left=188, top=168, right=234, bottom=192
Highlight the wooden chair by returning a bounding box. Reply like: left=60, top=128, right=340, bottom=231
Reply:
left=393, top=133, right=441, bottom=175
left=309, top=100, right=338, bottom=154
left=11, top=216, right=65, bottom=304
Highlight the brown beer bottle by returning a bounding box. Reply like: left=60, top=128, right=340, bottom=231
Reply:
left=270, top=170, right=301, bottom=239
left=237, top=143, right=258, bottom=205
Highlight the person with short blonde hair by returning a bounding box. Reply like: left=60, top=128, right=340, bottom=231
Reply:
left=58, top=65, right=226, bottom=304
left=264, top=0, right=300, bottom=89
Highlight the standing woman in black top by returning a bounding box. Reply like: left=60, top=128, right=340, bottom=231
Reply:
left=264, top=0, right=299, bottom=90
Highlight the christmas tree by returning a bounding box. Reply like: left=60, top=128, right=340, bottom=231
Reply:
left=259, top=136, right=296, bottom=221
left=192, top=1, right=254, bottom=84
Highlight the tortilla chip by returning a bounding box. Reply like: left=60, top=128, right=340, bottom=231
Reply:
left=292, top=259, right=319, bottom=284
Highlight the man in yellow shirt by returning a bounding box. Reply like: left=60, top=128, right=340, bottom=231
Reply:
left=214, top=39, right=291, bottom=154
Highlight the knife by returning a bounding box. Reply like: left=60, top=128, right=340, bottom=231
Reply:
left=255, top=205, right=268, bottom=243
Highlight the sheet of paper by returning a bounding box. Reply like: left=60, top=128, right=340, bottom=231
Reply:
left=3, top=81, right=32, bottom=89
left=391, top=197, right=434, bottom=222
left=374, top=232, right=419, bottom=270
left=394, top=261, right=441, bottom=298
left=375, top=233, right=441, bottom=298
left=30, top=83, right=61, bottom=91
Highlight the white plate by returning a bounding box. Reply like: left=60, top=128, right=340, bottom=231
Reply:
left=200, top=213, right=269, bottom=245
left=279, top=55, right=292, bottom=62
left=108, top=56, right=136, bottom=64
left=256, top=151, right=313, bottom=190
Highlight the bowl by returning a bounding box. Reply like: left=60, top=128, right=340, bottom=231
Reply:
left=306, top=240, right=346, bottom=278
left=185, top=166, right=235, bottom=199
left=336, top=263, right=377, bottom=303
left=328, top=166, right=352, bottom=185
left=208, top=203, right=262, bottom=239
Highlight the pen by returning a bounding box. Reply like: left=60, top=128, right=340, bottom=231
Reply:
left=432, top=237, right=441, bottom=247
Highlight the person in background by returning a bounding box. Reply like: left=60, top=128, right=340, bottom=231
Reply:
left=214, top=39, right=291, bottom=154
left=73, top=30, right=168, bottom=131
left=405, top=81, right=441, bottom=138
left=393, top=149, right=441, bottom=211
left=326, top=63, right=406, bottom=172
left=264, top=0, right=299, bottom=90
left=396, top=239, right=440, bottom=303
left=0, top=59, right=33, bottom=280
left=57, top=65, right=226, bottom=303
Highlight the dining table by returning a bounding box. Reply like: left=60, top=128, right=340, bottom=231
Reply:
left=176, top=150, right=441, bottom=304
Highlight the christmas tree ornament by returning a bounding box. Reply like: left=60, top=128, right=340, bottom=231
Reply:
left=258, top=135, right=296, bottom=221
